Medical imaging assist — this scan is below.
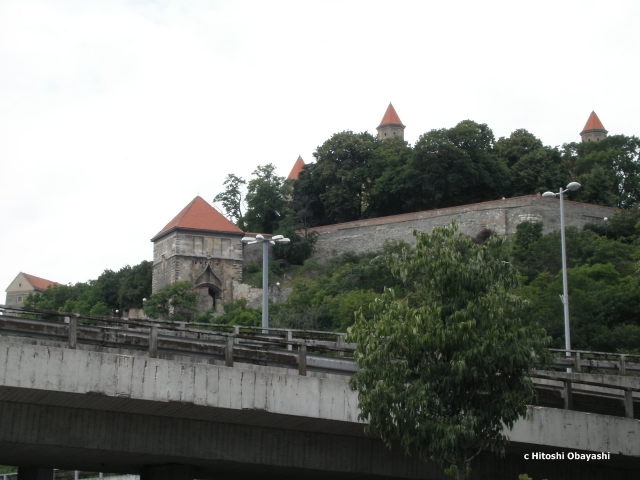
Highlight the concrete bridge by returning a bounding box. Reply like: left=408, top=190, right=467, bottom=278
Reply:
left=0, top=305, right=639, bottom=479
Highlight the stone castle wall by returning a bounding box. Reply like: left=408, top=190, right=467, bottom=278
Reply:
left=306, top=195, right=617, bottom=261
left=151, top=196, right=617, bottom=313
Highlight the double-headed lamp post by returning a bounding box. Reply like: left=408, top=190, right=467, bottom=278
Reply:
left=241, top=234, right=290, bottom=331
left=542, top=182, right=581, bottom=368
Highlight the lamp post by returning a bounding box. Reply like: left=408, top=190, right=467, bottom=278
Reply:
left=542, top=182, right=581, bottom=369
left=241, top=234, right=290, bottom=332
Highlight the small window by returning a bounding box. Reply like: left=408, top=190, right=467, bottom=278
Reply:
left=19, top=283, right=21, bottom=287
left=18, top=296, right=23, bottom=302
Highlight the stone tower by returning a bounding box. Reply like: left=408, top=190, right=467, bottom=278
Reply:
left=151, top=196, right=244, bottom=312
left=376, top=103, right=405, bottom=140
left=580, top=111, right=608, bottom=142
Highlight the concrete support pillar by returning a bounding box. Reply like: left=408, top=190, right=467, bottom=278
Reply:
left=17, top=467, right=54, bottom=480
left=563, top=381, right=573, bottom=410
left=624, top=389, right=634, bottom=418
left=140, top=465, right=194, bottom=480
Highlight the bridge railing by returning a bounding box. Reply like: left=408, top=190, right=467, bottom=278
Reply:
left=0, top=304, right=638, bottom=418
left=0, top=305, right=357, bottom=376
left=549, top=348, right=640, bottom=376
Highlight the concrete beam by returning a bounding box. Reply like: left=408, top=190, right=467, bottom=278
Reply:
left=140, top=465, right=194, bottom=480
left=17, top=468, right=53, bottom=480
left=507, top=406, right=640, bottom=456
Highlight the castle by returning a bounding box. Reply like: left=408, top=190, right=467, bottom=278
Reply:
left=150, top=107, right=615, bottom=311
left=4, top=109, right=613, bottom=309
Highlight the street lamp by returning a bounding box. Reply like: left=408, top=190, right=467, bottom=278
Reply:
left=542, top=182, right=581, bottom=369
left=241, top=234, right=290, bottom=331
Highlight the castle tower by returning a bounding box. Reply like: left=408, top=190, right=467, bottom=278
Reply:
left=376, top=103, right=405, bottom=140
left=580, top=111, right=608, bottom=142
left=151, top=196, right=244, bottom=312
left=287, top=155, right=305, bottom=180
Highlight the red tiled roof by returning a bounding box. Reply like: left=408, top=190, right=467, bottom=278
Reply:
left=378, top=103, right=404, bottom=127
left=22, top=273, right=58, bottom=292
left=287, top=156, right=305, bottom=180
left=151, top=196, right=243, bottom=241
left=581, top=111, right=606, bottom=133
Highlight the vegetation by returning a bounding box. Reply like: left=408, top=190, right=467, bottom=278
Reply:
left=188, top=207, right=640, bottom=356
left=347, top=224, right=551, bottom=479
left=24, top=261, right=152, bottom=315
left=213, top=124, right=638, bottom=265
left=143, top=281, right=198, bottom=322
left=513, top=212, right=640, bottom=353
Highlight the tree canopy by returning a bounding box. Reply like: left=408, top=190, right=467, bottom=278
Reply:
left=214, top=122, right=638, bottom=235
left=347, top=223, right=550, bottom=479
left=143, top=281, right=198, bottom=322
left=24, top=261, right=152, bottom=314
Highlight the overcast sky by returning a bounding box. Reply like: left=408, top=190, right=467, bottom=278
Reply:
left=1, top=0, right=639, bottom=296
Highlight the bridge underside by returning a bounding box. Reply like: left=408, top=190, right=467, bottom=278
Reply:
left=0, top=386, right=637, bottom=480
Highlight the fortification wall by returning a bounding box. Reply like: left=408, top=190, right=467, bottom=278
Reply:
left=306, top=196, right=617, bottom=260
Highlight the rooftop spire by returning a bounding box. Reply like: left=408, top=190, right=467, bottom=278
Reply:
left=580, top=111, right=608, bottom=143
left=287, top=155, right=305, bottom=180
left=378, top=102, right=404, bottom=127
left=377, top=103, right=405, bottom=140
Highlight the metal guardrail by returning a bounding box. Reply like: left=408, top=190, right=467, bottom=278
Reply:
left=0, top=304, right=637, bottom=419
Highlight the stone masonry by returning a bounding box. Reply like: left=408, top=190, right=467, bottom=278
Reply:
left=152, top=230, right=244, bottom=312
left=306, top=195, right=617, bottom=261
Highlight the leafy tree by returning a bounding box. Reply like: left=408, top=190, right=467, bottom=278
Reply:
left=365, top=136, right=414, bottom=217
left=573, top=164, right=619, bottom=207
left=409, top=121, right=510, bottom=210
left=292, top=131, right=377, bottom=225
left=495, top=129, right=544, bottom=169
left=272, top=230, right=317, bottom=265
left=512, top=221, right=545, bottom=282
left=347, top=223, right=550, bottom=479
left=143, top=281, right=198, bottom=322
left=24, top=261, right=152, bottom=314
left=508, top=146, right=568, bottom=197
left=195, top=298, right=261, bottom=326
left=520, top=263, right=640, bottom=351
left=242, top=164, right=288, bottom=233
left=117, top=261, right=153, bottom=309
left=563, top=135, right=640, bottom=209
left=213, top=173, right=247, bottom=225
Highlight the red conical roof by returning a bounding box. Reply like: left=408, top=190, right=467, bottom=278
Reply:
left=378, top=103, right=404, bottom=127
left=151, top=196, right=243, bottom=241
left=581, top=111, right=606, bottom=133
left=287, top=156, right=305, bottom=180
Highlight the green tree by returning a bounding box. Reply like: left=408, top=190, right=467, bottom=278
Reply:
left=563, top=135, right=640, bottom=208
left=213, top=173, right=246, bottom=225
left=495, top=129, right=544, bottom=169
left=242, top=164, right=288, bottom=233
left=508, top=146, right=568, bottom=197
left=347, top=223, right=550, bottom=479
left=143, top=281, right=198, bottom=322
left=409, top=121, right=510, bottom=210
left=365, top=136, right=414, bottom=217
left=293, top=131, right=377, bottom=225
left=272, top=230, right=317, bottom=265
left=117, top=261, right=153, bottom=309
